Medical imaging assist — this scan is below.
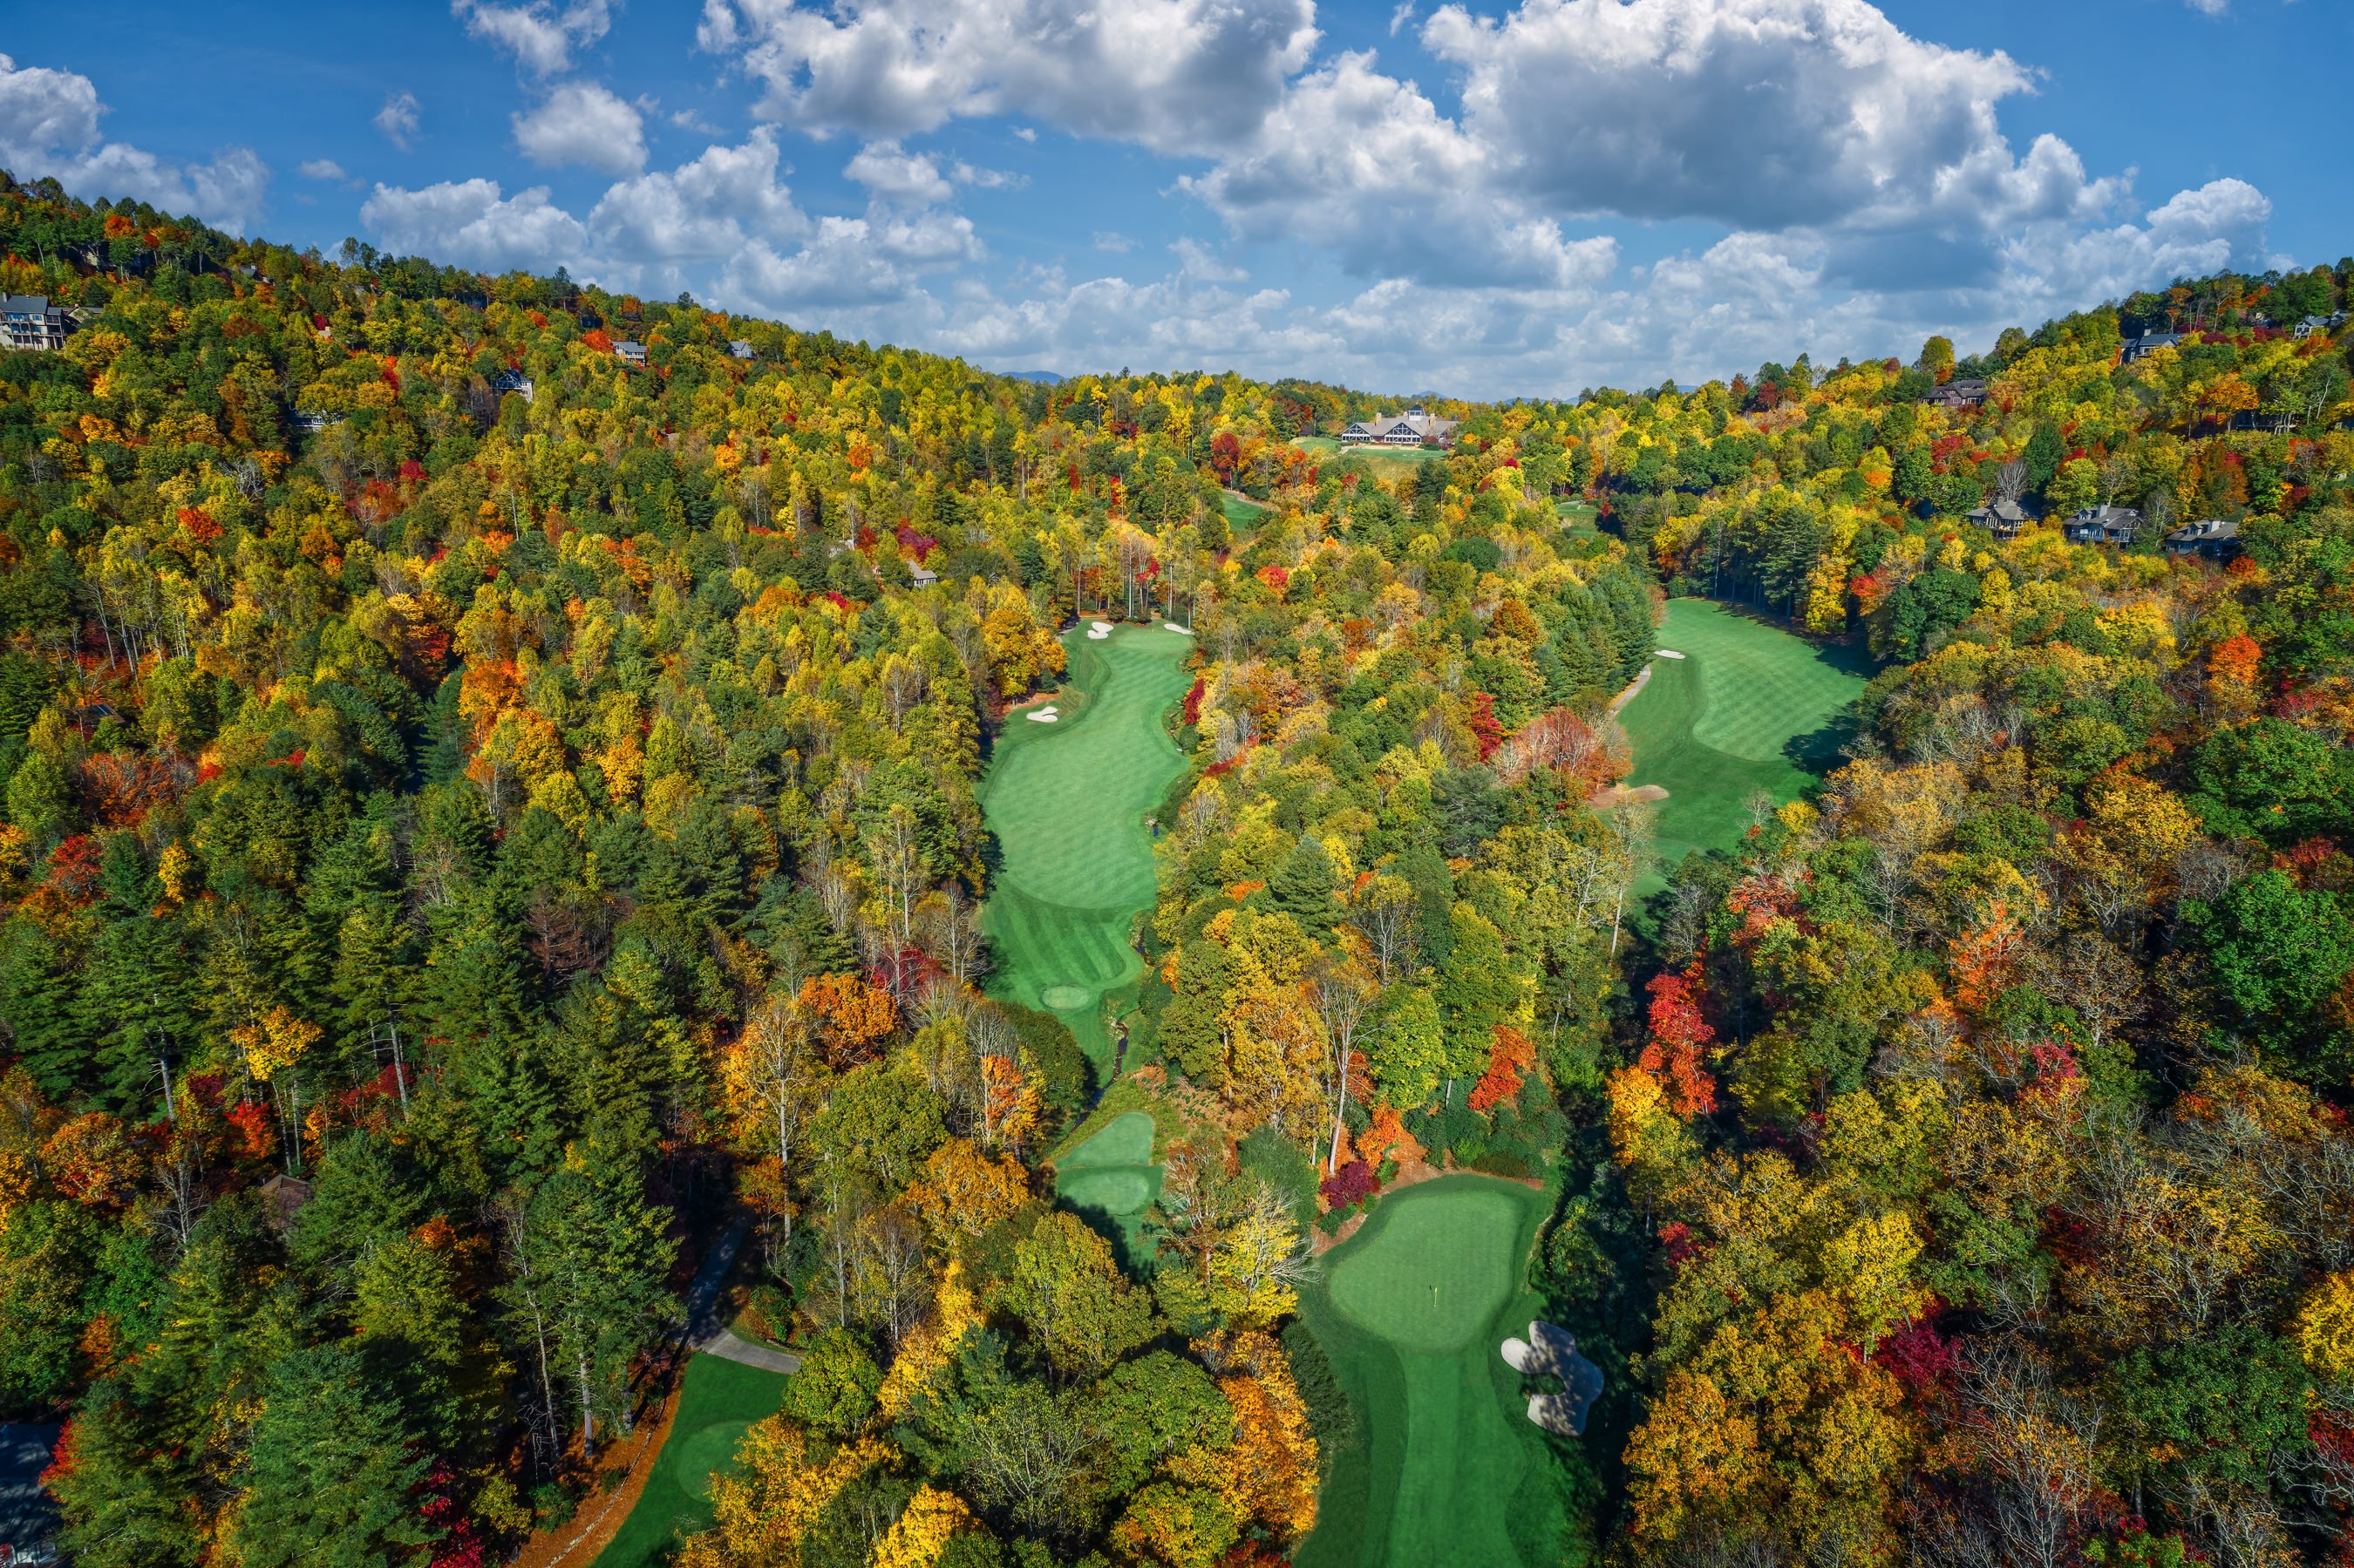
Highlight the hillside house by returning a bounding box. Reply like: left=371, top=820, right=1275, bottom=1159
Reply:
left=615, top=340, right=648, bottom=366
left=2296, top=314, right=2347, bottom=339
left=488, top=369, right=534, bottom=404
left=0, top=295, right=71, bottom=351
left=1967, top=498, right=2033, bottom=539
left=1924, top=377, right=1989, bottom=411
left=2064, top=503, right=2143, bottom=546
left=728, top=339, right=755, bottom=359
left=2164, top=518, right=2241, bottom=560
left=1337, top=406, right=1458, bottom=446
left=2121, top=332, right=2185, bottom=363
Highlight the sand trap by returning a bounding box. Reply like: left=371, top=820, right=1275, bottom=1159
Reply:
left=1090, top=621, right=1114, bottom=632
left=1163, top=622, right=1193, bottom=635
left=1040, top=984, right=1095, bottom=1010
left=1590, top=783, right=1670, bottom=810
left=1657, top=649, right=1687, bottom=660
left=1026, top=710, right=1059, bottom=723
left=1086, top=628, right=1110, bottom=640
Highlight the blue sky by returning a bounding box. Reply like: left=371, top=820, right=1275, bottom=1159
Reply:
left=2, top=0, right=2344, bottom=397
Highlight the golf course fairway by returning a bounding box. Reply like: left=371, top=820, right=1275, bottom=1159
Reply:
left=1297, top=1177, right=1564, bottom=1568
left=982, top=622, right=1194, bottom=1072
left=1618, top=598, right=1869, bottom=867
left=591, top=1354, right=791, bottom=1568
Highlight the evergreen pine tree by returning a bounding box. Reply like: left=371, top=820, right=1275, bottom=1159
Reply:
left=1262, top=833, right=1339, bottom=936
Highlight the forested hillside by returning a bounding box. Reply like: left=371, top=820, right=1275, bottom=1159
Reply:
left=0, top=166, right=2349, bottom=1568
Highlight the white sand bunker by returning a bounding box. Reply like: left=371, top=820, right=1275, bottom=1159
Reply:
left=1656, top=649, right=1687, bottom=660
left=1501, top=1320, right=1605, bottom=1437
left=1086, top=628, right=1111, bottom=640
left=1026, top=709, right=1059, bottom=723
left=1163, top=622, right=1193, bottom=635
left=1091, top=620, right=1114, bottom=632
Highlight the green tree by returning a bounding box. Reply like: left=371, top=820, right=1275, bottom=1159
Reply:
left=1260, top=833, right=1339, bottom=936
left=780, top=1327, right=882, bottom=1437
left=995, top=1212, right=1154, bottom=1381
left=1367, top=984, right=1446, bottom=1110
left=232, top=1341, right=438, bottom=1568
left=2188, top=871, right=2354, bottom=1066
left=513, top=1145, right=677, bottom=1457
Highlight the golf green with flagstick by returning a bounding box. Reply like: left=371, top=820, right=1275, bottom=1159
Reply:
left=1297, top=1176, right=1566, bottom=1568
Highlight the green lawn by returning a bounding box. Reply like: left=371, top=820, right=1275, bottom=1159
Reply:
left=1293, top=435, right=1435, bottom=483
left=1053, top=1110, right=1164, bottom=1260
left=1296, top=1178, right=1569, bottom=1568
left=982, top=625, right=1194, bottom=1074
left=591, top=1354, right=789, bottom=1568
left=1618, top=599, right=1870, bottom=870
left=1221, top=490, right=1271, bottom=533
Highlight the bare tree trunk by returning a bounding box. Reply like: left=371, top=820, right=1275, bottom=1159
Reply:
left=577, top=1352, right=596, bottom=1460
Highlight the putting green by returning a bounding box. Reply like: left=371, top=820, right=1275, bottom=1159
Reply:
left=591, top=1354, right=790, bottom=1568
left=1297, top=1177, right=1563, bottom=1568
left=1618, top=598, right=1868, bottom=868
left=1328, top=1186, right=1521, bottom=1353
left=1053, top=1110, right=1164, bottom=1257
left=982, top=624, right=1194, bottom=1072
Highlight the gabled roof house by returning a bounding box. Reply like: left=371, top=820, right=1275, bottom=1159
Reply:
left=1966, top=498, right=2033, bottom=539
left=2163, top=518, right=2241, bottom=560
left=2064, top=504, right=2143, bottom=546
left=1337, top=406, right=1457, bottom=446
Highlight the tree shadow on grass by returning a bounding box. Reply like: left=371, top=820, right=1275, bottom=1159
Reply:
left=1785, top=699, right=1865, bottom=774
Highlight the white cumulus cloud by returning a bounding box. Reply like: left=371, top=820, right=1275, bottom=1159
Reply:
left=844, top=140, right=951, bottom=206
left=375, top=91, right=421, bottom=149
left=361, top=178, right=588, bottom=272
left=0, top=52, right=269, bottom=230
left=454, top=0, right=616, bottom=75
left=698, top=0, right=1318, bottom=152
left=514, top=82, right=647, bottom=173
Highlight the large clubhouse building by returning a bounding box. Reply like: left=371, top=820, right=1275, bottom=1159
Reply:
left=1337, top=407, right=1459, bottom=447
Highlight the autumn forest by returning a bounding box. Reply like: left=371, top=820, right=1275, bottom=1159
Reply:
left=0, top=167, right=2351, bottom=1568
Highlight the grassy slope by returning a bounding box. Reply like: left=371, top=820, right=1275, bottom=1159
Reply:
left=591, top=1354, right=790, bottom=1568
left=1296, top=1178, right=1566, bottom=1568
left=1618, top=599, right=1870, bottom=869
left=981, top=625, right=1194, bottom=1073
left=1292, top=435, right=1434, bottom=483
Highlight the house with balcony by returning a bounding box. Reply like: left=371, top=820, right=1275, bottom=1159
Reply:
left=0, top=295, right=71, bottom=351
left=1967, top=498, right=2033, bottom=539
left=2163, top=518, right=2241, bottom=561
left=2064, top=503, right=2143, bottom=546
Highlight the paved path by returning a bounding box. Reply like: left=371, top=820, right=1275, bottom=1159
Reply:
left=682, top=1216, right=799, bottom=1375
